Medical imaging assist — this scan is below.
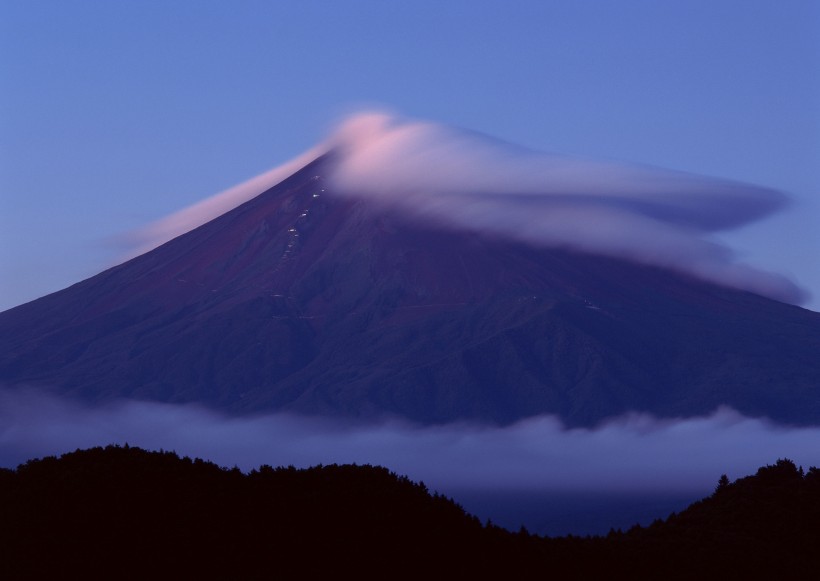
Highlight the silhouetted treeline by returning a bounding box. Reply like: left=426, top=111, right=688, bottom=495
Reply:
left=0, top=446, right=818, bottom=579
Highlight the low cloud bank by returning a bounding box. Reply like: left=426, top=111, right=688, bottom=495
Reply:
left=129, top=111, right=805, bottom=304
left=2, top=389, right=818, bottom=496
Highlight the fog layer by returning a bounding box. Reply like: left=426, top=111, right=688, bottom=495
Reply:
left=2, top=389, right=817, bottom=496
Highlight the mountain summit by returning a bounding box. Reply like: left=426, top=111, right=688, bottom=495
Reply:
left=2, top=126, right=819, bottom=426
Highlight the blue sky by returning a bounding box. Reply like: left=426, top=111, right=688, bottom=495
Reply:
left=2, top=0, right=819, bottom=311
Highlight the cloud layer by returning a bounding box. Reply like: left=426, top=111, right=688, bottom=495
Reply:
left=129, top=111, right=805, bottom=303
left=3, top=389, right=818, bottom=497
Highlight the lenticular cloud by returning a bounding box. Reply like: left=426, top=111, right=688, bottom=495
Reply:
left=130, top=110, right=805, bottom=304
left=326, top=113, right=803, bottom=303
left=328, top=112, right=784, bottom=233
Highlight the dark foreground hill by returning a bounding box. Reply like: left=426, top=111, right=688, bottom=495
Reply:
left=1, top=156, right=819, bottom=426
left=1, top=446, right=818, bottom=579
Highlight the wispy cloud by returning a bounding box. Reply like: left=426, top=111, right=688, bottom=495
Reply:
left=122, top=143, right=328, bottom=258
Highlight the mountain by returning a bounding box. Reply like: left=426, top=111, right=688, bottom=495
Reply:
left=2, top=446, right=818, bottom=578
left=1, top=155, right=819, bottom=426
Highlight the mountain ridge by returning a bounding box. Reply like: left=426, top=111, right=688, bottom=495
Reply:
left=2, top=445, right=818, bottom=578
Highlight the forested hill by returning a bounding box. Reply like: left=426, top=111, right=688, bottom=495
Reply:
left=1, top=446, right=818, bottom=578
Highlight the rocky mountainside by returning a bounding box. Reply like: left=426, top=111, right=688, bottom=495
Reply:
left=1, top=155, right=819, bottom=426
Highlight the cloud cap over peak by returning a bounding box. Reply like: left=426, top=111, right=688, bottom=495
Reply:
left=128, top=110, right=805, bottom=304
left=328, top=112, right=786, bottom=232
left=325, top=112, right=803, bottom=304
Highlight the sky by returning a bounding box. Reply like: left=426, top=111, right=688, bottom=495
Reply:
left=1, top=0, right=819, bottom=312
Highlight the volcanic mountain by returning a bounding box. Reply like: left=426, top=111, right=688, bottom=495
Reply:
left=1, top=154, right=819, bottom=426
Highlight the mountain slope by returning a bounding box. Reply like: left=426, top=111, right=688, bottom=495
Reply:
left=1, top=155, right=819, bottom=425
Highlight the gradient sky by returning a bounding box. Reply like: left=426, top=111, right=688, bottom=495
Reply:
left=2, top=0, right=819, bottom=311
